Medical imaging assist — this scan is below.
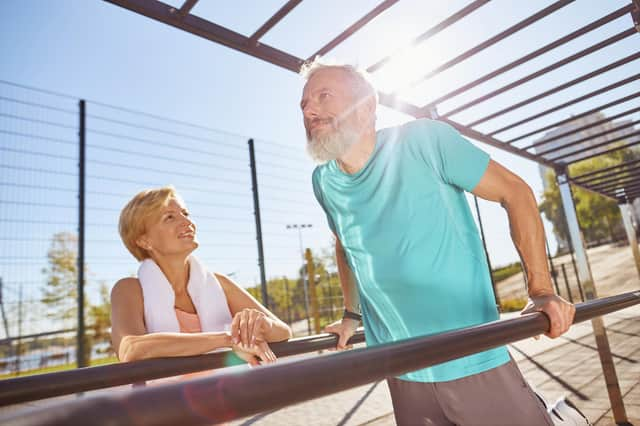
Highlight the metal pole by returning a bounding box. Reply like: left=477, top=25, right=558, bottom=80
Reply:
left=77, top=100, right=86, bottom=368
left=306, top=249, right=321, bottom=335
left=16, top=284, right=23, bottom=376
left=544, top=237, right=560, bottom=295
left=473, top=196, right=499, bottom=306
left=620, top=203, right=640, bottom=278
left=0, top=278, right=10, bottom=343
left=248, top=139, right=269, bottom=309
left=287, top=224, right=312, bottom=334
left=560, top=264, right=573, bottom=303
left=556, top=170, right=627, bottom=424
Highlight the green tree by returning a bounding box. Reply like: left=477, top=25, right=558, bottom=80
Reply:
left=539, top=147, right=637, bottom=249
left=41, top=232, right=80, bottom=322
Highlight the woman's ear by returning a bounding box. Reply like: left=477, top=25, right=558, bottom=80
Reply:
left=136, top=235, right=152, bottom=251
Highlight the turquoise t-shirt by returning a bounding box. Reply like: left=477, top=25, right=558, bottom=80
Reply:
left=312, top=119, right=509, bottom=382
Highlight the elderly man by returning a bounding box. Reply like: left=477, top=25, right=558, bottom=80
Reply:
left=300, top=60, right=575, bottom=426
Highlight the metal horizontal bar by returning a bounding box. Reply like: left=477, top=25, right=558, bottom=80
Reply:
left=605, top=185, right=640, bottom=201
left=367, top=0, right=489, bottom=73
left=0, top=329, right=76, bottom=346
left=496, top=90, right=640, bottom=140
left=548, top=129, right=640, bottom=161
left=468, top=51, right=640, bottom=127
left=520, top=105, right=640, bottom=150
left=437, top=117, right=558, bottom=169
left=0, top=330, right=366, bottom=406
left=574, top=163, right=640, bottom=186
left=248, top=0, right=302, bottom=45
left=176, top=0, right=197, bottom=18
left=4, top=292, right=639, bottom=426
left=572, top=158, right=640, bottom=181
left=104, top=0, right=304, bottom=72
left=536, top=119, right=640, bottom=156
left=422, top=4, right=634, bottom=110
left=308, top=0, right=399, bottom=60
left=586, top=172, right=640, bottom=193
left=443, top=28, right=636, bottom=118
left=405, top=0, right=574, bottom=91
left=566, top=138, right=640, bottom=164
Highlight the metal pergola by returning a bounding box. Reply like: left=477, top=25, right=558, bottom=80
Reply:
left=102, top=1, right=640, bottom=423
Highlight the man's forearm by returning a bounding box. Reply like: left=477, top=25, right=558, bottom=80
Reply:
left=336, top=241, right=360, bottom=312
left=503, top=186, right=554, bottom=297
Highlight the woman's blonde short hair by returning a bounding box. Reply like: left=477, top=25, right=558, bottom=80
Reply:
left=119, top=186, right=182, bottom=261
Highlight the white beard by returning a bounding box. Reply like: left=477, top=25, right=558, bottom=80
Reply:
left=306, top=120, right=360, bottom=164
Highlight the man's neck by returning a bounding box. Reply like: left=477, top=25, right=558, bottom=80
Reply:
left=337, top=129, right=376, bottom=175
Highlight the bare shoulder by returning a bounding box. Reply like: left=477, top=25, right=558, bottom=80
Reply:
left=213, top=272, right=236, bottom=291
left=111, top=277, right=142, bottom=302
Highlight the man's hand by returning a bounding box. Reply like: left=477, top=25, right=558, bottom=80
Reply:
left=520, top=293, right=575, bottom=338
left=324, top=318, right=359, bottom=350
left=231, top=308, right=274, bottom=347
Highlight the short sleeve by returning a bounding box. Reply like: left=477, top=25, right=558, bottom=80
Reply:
left=311, top=168, right=337, bottom=233
left=416, top=120, right=490, bottom=192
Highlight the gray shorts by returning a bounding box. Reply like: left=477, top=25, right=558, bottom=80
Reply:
left=387, top=359, right=553, bottom=426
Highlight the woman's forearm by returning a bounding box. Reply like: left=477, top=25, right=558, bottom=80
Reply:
left=265, top=319, right=292, bottom=342
left=119, top=331, right=232, bottom=362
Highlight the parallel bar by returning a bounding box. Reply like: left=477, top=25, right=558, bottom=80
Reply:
left=468, top=52, right=640, bottom=127
left=422, top=5, right=633, bottom=110
left=4, top=292, right=638, bottom=426
left=367, top=0, right=490, bottom=73
left=567, top=139, right=640, bottom=165
left=520, top=105, right=640, bottom=150
left=77, top=100, right=86, bottom=368
left=572, top=158, right=640, bottom=181
left=442, top=28, right=636, bottom=118
left=0, top=330, right=367, bottom=406
left=497, top=91, right=640, bottom=140
left=404, top=0, right=575, bottom=91
left=308, top=0, right=399, bottom=60
left=536, top=119, right=640, bottom=156
left=549, top=129, right=640, bottom=162
left=104, top=0, right=304, bottom=73
left=248, top=0, right=302, bottom=45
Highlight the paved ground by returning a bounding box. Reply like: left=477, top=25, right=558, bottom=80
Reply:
left=2, top=243, right=639, bottom=425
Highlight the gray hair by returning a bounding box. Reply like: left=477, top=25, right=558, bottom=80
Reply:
left=300, top=58, right=379, bottom=108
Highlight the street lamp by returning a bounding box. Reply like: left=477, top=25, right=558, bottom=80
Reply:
left=286, top=224, right=313, bottom=334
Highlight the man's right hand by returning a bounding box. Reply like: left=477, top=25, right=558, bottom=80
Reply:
left=324, top=318, right=359, bottom=350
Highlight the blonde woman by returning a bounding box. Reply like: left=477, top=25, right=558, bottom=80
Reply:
left=111, top=186, right=291, bottom=365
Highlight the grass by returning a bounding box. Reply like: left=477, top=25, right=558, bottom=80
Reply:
left=0, top=356, right=118, bottom=380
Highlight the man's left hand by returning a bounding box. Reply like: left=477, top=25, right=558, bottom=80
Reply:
left=520, top=293, right=575, bottom=338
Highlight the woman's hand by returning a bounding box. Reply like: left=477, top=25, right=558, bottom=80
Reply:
left=231, top=308, right=274, bottom=346
left=231, top=341, right=276, bottom=366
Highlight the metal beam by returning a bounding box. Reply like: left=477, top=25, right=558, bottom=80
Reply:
left=367, top=0, right=489, bottom=73
left=403, top=0, right=574, bottom=92
left=536, top=119, right=640, bottom=156
left=442, top=28, right=636, bottom=118
left=176, top=0, right=198, bottom=19
left=566, top=139, right=640, bottom=165
left=497, top=91, right=640, bottom=140
left=248, top=0, right=302, bottom=46
left=468, top=52, right=640, bottom=127
left=520, top=105, right=640, bottom=150
left=422, top=5, right=634, bottom=111
left=103, top=0, right=304, bottom=73
left=572, top=158, right=640, bottom=181
left=308, top=0, right=399, bottom=60
left=587, top=174, right=640, bottom=194
left=549, top=130, right=640, bottom=162
left=556, top=171, right=628, bottom=424
left=574, top=164, right=640, bottom=187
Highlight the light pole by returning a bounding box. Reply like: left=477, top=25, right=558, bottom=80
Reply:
left=286, top=224, right=313, bottom=334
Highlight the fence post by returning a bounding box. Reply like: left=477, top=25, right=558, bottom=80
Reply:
left=248, top=139, right=269, bottom=309
left=77, top=100, right=87, bottom=368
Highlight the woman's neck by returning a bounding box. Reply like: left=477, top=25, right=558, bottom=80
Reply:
left=152, top=255, right=190, bottom=293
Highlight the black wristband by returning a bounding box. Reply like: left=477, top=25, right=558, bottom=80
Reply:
left=343, top=309, right=362, bottom=322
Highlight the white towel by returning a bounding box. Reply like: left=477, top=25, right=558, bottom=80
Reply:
left=137, top=256, right=232, bottom=333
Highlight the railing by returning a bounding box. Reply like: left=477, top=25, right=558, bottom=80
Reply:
left=2, top=291, right=638, bottom=426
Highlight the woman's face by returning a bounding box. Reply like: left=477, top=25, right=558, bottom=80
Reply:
left=138, top=198, right=198, bottom=259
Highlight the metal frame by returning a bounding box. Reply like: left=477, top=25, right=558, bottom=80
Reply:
left=103, top=0, right=640, bottom=203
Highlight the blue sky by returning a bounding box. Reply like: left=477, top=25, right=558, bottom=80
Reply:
left=1, top=1, right=638, bottom=333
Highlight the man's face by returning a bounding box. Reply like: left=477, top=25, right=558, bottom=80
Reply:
left=300, top=68, right=368, bottom=163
